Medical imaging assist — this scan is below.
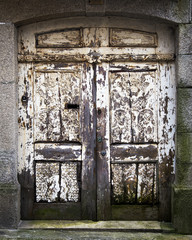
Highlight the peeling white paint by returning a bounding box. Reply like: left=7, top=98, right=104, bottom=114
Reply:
left=18, top=23, right=176, bottom=211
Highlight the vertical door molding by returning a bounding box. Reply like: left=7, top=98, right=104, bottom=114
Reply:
left=81, top=63, right=97, bottom=220
left=96, top=63, right=111, bottom=220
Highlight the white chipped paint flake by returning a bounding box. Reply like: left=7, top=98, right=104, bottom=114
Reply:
left=110, top=63, right=157, bottom=143
left=60, top=163, right=80, bottom=202
left=36, top=162, right=60, bottom=202
left=137, top=163, right=156, bottom=204
left=158, top=63, right=176, bottom=174
left=36, top=29, right=82, bottom=48
left=34, top=65, right=81, bottom=142
left=18, top=63, right=34, bottom=175
left=96, top=63, right=110, bottom=181
left=111, top=163, right=137, bottom=204
left=18, top=24, right=176, bottom=212
left=35, top=143, right=82, bottom=161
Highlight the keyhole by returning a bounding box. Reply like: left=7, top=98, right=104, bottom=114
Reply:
left=98, top=109, right=102, bottom=115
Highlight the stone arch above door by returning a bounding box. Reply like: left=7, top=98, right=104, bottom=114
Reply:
left=17, top=17, right=176, bottom=221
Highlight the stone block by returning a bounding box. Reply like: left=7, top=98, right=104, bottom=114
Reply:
left=0, top=24, right=17, bottom=84
left=172, top=186, right=192, bottom=234
left=0, top=184, right=20, bottom=228
left=0, top=0, right=189, bottom=24
left=0, top=82, right=17, bottom=151
left=0, top=152, right=17, bottom=184
left=86, top=0, right=105, bottom=16
left=105, top=0, right=190, bottom=23
left=0, top=23, right=17, bottom=152
left=177, top=55, right=192, bottom=87
left=177, top=24, right=192, bottom=54
left=177, top=88, right=192, bottom=133
left=177, top=133, right=192, bottom=163
left=175, top=162, right=192, bottom=186
left=0, top=0, right=85, bottom=24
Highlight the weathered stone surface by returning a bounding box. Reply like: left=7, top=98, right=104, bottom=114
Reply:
left=0, top=24, right=16, bottom=83
left=172, top=186, right=192, bottom=234
left=177, top=24, right=192, bottom=54
left=0, top=185, right=20, bottom=228
left=0, top=23, right=17, bottom=151
left=177, top=88, right=192, bottom=133
left=177, top=133, right=192, bottom=163
left=0, top=152, right=17, bottom=184
left=0, top=23, right=19, bottom=229
left=0, top=228, right=188, bottom=240
left=0, top=0, right=85, bottom=24
left=0, top=83, right=17, bottom=151
left=177, top=55, right=192, bottom=87
left=176, top=162, right=192, bottom=186
left=105, top=0, right=190, bottom=23
left=0, top=0, right=189, bottom=24
left=86, top=0, right=105, bottom=16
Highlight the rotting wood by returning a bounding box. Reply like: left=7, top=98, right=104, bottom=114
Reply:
left=35, top=143, right=81, bottom=161
left=111, top=144, right=158, bottom=162
left=18, top=53, right=175, bottom=63
left=96, top=63, right=111, bottom=220
left=81, top=62, right=97, bottom=220
left=111, top=162, right=157, bottom=205
left=158, top=63, right=176, bottom=221
left=111, top=163, right=137, bottom=204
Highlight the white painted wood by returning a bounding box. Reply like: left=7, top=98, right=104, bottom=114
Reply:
left=35, top=143, right=82, bottom=161
left=110, top=28, right=157, bottom=47
left=36, top=162, right=60, bottom=202
left=158, top=63, right=176, bottom=174
left=36, top=29, right=82, bottom=48
left=18, top=19, right=176, bottom=216
left=18, top=63, right=34, bottom=175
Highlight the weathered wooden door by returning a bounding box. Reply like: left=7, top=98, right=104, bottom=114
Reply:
left=18, top=21, right=176, bottom=221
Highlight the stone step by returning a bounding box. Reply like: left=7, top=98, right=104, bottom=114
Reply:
left=0, top=229, right=191, bottom=240
left=18, top=220, right=175, bottom=233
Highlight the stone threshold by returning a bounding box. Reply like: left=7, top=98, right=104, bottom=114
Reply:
left=19, top=220, right=175, bottom=233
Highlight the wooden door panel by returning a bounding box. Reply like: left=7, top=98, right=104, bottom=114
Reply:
left=35, top=162, right=60, bottom=202
left=34, top=65, right=81, bottom=142
left=111, top=144, right=158, bottom=161
left=131, top=71, right=157, bottom=143
left=35, top=143, right=82, bottom=161
left=111, top=163, right=137, bottom=204
left=110, top=71, right=132, bottom=143
left=137, top=163, right=157, bottom=204
left=111, top=162, right=157, bottom=205
left=109, top=63, right=158, bottom=220
left=60, top=162, right=81, bottom=202
left=110, top=64, right=157, bottom=143
left=18, top=63, right=86, bottom=219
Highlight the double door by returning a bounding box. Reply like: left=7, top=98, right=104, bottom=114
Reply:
left=18, top=61, right=159, bottom=220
